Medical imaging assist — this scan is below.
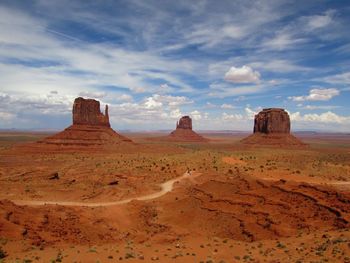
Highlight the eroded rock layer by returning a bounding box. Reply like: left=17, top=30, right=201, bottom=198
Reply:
left=242, top=108, right=305, bottom=146
left=254, top=108, right=290, bottom=134
left=40, top=125, right=131, bottom=146
left=168, top=116, right=208, bottom=142
left=176, top=116, right=192, bottom=130
left=73, top=97, right=110, bottom=127
left=39, top=97, right=132, bottom=147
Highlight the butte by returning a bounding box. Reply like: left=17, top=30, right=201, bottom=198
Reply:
left=241, top=108, right=306, bottom=146
left=166, top=116, right=208, bottom=142
left=37, top=97, right=132, bottom=148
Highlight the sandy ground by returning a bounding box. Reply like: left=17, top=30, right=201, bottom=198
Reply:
left=11, top=172, right=200, bottom=207
left=1, top=131, right=350, bottom=262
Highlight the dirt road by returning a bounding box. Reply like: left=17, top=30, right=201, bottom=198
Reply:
left=11, top=171, right=200, bottom=207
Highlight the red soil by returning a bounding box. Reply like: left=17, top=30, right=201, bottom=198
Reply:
left=241, top=133, right=306, bottom=147
left=167, top=128, right=208, bottom=142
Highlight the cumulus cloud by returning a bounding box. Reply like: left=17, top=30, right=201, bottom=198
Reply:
left=289, top=88, right=340, bottom=101
left=190, top=110, right=202, bottom=121
left=290, top=111, right=350, bottom=124
left=224, top=66, right=260, bottom=83
left=144, top=97, right=163, bottom=109
left=222, top=112, right=243, bottom=121
left=169, top=108, right=182, bottom=119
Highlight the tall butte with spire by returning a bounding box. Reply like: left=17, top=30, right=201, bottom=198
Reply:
left=241, top=108, right=305, bottom=146
left=39, top=97, right=132, bottom=147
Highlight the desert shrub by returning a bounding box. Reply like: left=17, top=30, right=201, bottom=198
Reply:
left=0, top=247, right=6, bottom=259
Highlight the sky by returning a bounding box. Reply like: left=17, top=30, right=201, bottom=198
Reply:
left=0, top=0, right=350, bottom=132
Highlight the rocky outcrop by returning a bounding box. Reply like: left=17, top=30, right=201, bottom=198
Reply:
left=168, top=116, right=208, bottom=142
left=73, top=97, right=110, bottom=127
left=39, top=97, right=132, bottom=148
left=242, top=108, right=306, bottom=147
left=176, top=116, right=192, bottom=130
left=254, top=108, right=290, bottom=134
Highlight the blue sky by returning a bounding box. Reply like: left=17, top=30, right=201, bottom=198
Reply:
left=0, top=0, right=350, bottom=131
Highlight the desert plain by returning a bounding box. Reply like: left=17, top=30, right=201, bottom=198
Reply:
left=0, top=130, right=350, bottom=263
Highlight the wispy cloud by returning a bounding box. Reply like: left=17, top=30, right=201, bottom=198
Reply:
left=0, top=1, right=349, bottom=131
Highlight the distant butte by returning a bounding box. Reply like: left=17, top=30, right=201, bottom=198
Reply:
left=254, top=108, right=290, bottom=134
left=39, top=97, right=132, bottom=147
left=242, top=108, right=306, bottom=146
left=72, top=97, right=110, bottom=127
left=167, top=116, right=208, bottom=142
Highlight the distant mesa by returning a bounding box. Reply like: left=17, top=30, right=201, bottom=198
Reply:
left=253, top=108, right=290, bottom=134
left=242, top=108, right=306, bottom=146
left=39, top=97, right=132, bottom=147
left=167, top=116, right=208, bottom=142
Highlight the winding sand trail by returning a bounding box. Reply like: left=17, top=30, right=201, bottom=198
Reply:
left=11, top=172, right=200, bottom=207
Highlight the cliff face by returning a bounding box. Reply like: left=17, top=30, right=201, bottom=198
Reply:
left=176, top=116, right=192, bottom=130
left=168, top=115, right=208, bottom=142
left=72, top=97, right=110, bottom=127
left=242, top=108, right=306, bottom=147
left=38, top=97, right=132, bottom=148
left=253, top=108, right=290, bottom=134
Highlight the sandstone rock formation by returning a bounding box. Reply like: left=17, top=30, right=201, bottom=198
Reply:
left=253, top=108, right=290, bottom=134
left=176, top=116, right=192, bottom=130
left=39, top=97, right=132, bottom=148
left=168, top=116, right=208, bottom=142
left=73, top=97, right=110, bottom=127
left=242, top=108, right=305, bottom=146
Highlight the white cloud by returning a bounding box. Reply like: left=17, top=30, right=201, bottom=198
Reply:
left=205, top=102, right=217, bottom=108
left=0, top=111, right=16, bottom=122
left=262, top=32, right=306, bottom=50
left=148, top=94, right=193, bottom=107
left=221, top=103, right=235, bottom=109
left=306, top=10, right=334, bottom=30
left=289, top=88, right=340, bottom=101
left=321, top=72, right=350, bottom=85
left=290, top=111, right=350, bottom=124
left=249, top=59, right=310, bottom=73
left=299, top=105, right=340, bottom=110
left=169, top=108, right=182, bottom=119
left=209, top=82, right=266, bottom=98
left=222, top=112, right=243, bottom=121
left=78, top=91, right=106, bottom=99
left=190, top=110, right=202, bottom=121
left=0, top=3, right=348, bottom=132
left=159, top=83, right=172, bottom=93
left=0, top=91, right=73, bottom=126
left=224, top=66, right=260, bottom=83
left=0, top=6, right=203, bottom=100
left=144, top=97, right=163, bottom=109
left=245, top=107, right=260, bottom=120
left=118, top=94, right=134, bottom=102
